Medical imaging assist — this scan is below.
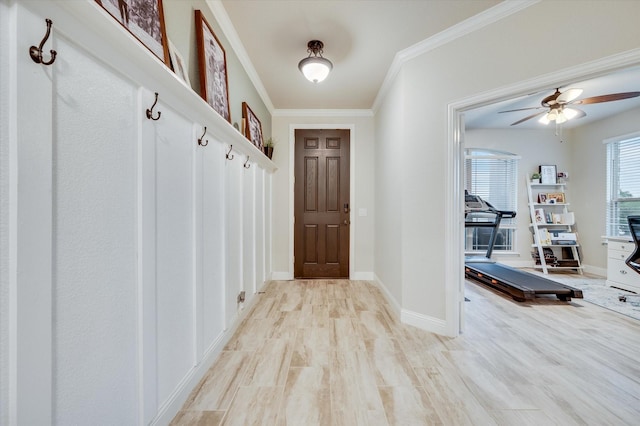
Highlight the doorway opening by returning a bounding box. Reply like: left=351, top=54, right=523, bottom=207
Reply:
left=449, top=52, right=640, bottom=335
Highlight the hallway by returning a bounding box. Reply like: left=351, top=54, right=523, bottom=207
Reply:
left=171, top=280, right=640, bottom=425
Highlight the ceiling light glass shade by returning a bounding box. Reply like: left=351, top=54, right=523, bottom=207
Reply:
left=298, top=40, right=332, bottom=83
left=540, top=106, right=580, bottom=125
left=562, top=107, right=579, bottom=120
left=555, top=113, right=567, bottom=124
left=298, top=56, right=333, bottom=83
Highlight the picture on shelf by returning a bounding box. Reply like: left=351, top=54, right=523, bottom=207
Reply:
left=95, top=0, right=170, bottom=65
left=195, top=10, right=231, bottom=122
left=547, top=192, right=565, bottom=203
left=539, top=164, right=557, bottom=184
left=534, top=208, right=546, bottom=223
left=242, top=102, right=264, bottom=150
left=168, top=39, right=190, bottom=85
left=538, top=193, right=547, bottom=203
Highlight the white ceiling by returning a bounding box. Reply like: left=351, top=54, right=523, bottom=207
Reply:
left=219, top=0, right=500, bottom=110
left=218, top=0, right=640, bottom=127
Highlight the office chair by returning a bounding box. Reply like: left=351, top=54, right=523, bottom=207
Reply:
left=626, top=215, right=640, bottom=275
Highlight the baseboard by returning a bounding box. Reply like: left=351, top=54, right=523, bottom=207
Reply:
left=401, top=309, right=448, bottom=335
left=271, top=271, right=293, bottom=280
left=372, top=274, right=402, bottom=318
left=582, top=264, right=606, bottom=278
left=351, top=271, right=374, bottom=280
left=151, top=280, right=268, bottom=426
left=373, top=274, right=449, bottom=335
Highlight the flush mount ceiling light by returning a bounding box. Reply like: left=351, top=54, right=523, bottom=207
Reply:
left=298, top=40, right=333, bottom=83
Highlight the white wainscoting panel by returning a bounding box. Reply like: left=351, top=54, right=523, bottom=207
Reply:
left=52, top=32, right=139, bottom=425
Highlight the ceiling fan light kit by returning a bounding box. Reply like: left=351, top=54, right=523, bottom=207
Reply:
left=298, top=40, right=333, bottom=83
left=501, top=87, right=640, bottom=126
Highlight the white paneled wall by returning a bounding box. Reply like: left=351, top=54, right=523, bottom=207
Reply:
left=243, top=163, right=257, bottom=297
left=53, top=31, right=139, bottom=425
left=2, top=2, right=275, bottom=425
left=225, top=154, right=244, bottom=328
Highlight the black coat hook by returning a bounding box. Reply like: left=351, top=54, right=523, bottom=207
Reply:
left=30, top=18, right=57, bottom=66
left=198, top=126, right=208, bottom=146
left=146, top=92, right=161, bottom=120
left=244, top=156, right=251, bottom=169
left=226, top=145, right=234, bottom=160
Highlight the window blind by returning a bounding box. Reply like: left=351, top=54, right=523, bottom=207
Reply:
left=606, top=136, right=640, bottom=237
left=465, top=149, right=519, bottom=251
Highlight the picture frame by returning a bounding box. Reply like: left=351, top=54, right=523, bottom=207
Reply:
left=168, top=39, right=190, bottom=86
left=242, top=102, right=264, bottom=150
left=538, top=193, right=547, bottom=203
left=195, top=10, right=231, bottom=122
left=95, top=0, right=170, bottom=65
left=539, top=165, right=557, bottom=184
left=547, top=192, right=566, bottom=204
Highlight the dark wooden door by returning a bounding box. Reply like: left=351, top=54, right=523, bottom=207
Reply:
left=294, top=129, right=350, bottom=278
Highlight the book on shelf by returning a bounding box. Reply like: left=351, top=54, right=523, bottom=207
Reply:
left=551, top=212, right=575, bottom=225
left=535, top=228, right=552, bottom=245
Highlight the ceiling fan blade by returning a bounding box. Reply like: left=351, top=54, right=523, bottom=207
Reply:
left=510, top=111, right=546, bottom=126
left=499, top=106, right=544, bottom=113
left=557, top=88, right=583, bottom=103
left=573, top=91, right=640, bottom=105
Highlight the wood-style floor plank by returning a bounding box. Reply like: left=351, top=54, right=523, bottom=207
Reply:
left=171, top=279, right=640, bottom=425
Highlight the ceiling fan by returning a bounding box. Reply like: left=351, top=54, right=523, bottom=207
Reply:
left=500, top=87, right=640, bottom=126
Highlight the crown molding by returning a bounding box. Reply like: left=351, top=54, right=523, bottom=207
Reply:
left=272, top=109, right=374, bottom=118
left=205, top=0, right=275, bottom=114
left=371, top=0, right=540, bottom=112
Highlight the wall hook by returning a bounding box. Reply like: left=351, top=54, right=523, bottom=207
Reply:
left=30, top=18, right=57, bottom=66
left=146, top=92, right=161, bottom=120
left=198, top=126, right=208, bottom=146
left=226, top=145, right=234, bottom=160
left=244, top=156, right=251, bottom=169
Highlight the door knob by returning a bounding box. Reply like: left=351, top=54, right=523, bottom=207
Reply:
left=343, top=219, right=350, bottom=225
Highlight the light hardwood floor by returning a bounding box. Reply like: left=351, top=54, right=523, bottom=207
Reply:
left=171, top=279, right=640, bottom=425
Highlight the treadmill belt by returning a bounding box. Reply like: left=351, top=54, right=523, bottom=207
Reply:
left=465, top=262, right=583, bottom=302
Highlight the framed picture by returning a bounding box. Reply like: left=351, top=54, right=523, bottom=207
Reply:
left=242, top=102, right=263, bottom=149
left=168, top=39, right=190, bottom=86
left=539, top=165, right=557, bottom=184
left=538, top=193, right=547, bottom=203
left=242, top=102, right=264, bottom=150
left=195, top=10, right=231, bottom=122
left=547, top=192, right=566, bottom=204
left=95, top=0, right=170, bottom=65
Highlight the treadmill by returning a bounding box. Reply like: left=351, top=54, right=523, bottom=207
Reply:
left=464, top=191, right=583, bottom=302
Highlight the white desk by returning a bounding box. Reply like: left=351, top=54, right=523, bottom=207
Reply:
left=606, top=236, right=640, bottom=293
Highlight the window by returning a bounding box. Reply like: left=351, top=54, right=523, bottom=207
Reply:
left=606, top=133, right=640, bottom=237
left=465, top=149, right=519, bottom=253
